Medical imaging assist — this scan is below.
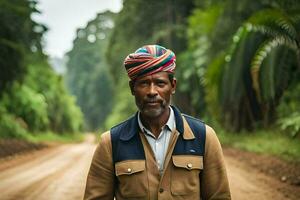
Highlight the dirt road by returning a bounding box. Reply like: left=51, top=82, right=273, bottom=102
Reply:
left=226, top=156, right=299, bottom=200
left=0, top=135, right=299, bottom=200
left=0, top=135, right=96, bottom=200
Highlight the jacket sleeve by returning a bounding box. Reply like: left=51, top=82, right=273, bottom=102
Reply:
left=200, top=125, right=231, bottom=200
left=84, top=131, right=115, bottom=200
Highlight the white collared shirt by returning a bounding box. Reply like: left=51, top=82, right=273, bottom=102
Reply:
left=138, top=106, right=176, bottom=174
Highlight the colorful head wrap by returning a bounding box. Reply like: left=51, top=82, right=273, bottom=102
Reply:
left=124, top=45, right=176, bottom=80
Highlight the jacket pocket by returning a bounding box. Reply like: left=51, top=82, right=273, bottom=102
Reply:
left=171, top=155, right=203, bottom=196
left=115, top=160, right=147, bottom=198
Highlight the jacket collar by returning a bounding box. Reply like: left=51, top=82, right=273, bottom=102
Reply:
left=120, top=105, right=195, bottom=141
left=181, top=116, right=195, bottom=140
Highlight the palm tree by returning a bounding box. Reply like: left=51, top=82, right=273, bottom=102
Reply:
left=220, top=6, right=300, bottom=131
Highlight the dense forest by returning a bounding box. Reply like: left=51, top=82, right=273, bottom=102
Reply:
left=1, top=0, right=299, bottom=139
left=0, top=0, right=83, bottom=138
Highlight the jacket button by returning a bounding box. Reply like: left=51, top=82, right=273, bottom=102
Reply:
left=159, top=188, right=164, bottom=193
left=127, top=168, right=132, bottom=173
left=187, top=163, right=193, bottom=169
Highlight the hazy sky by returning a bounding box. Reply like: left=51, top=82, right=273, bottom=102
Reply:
left=33, top=0, right=122, bottom=58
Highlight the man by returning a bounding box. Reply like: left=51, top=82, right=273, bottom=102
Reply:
left=84, top=45, right=231, bottom=200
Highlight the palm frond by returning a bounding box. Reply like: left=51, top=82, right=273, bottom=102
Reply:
left=251, top=36, right=299, bottom=101
left=219, top=6, right=300, bottom=130
left=247, top=9, right=298, bottom=41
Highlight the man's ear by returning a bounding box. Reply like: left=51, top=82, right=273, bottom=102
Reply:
left=171, top=78, right=177, bottom=94
left=129, top=81, right=135, bottom=95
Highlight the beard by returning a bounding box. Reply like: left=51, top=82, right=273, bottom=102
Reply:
left=136, top=96, right=169, bottom=118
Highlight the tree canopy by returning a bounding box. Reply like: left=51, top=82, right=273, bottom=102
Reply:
left=1, top=0, right=299, bottom=138
left=0, top=0, right=83, bottom=138
left=65, top=11, right=115, bottom=130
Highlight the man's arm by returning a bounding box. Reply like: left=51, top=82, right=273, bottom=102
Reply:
left=84, top=131, right=115, bottom=200
left=200, top=125, right=231, bottom=200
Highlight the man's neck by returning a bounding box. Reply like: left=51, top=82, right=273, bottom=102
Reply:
left=140, top=108, right=170, bottom=138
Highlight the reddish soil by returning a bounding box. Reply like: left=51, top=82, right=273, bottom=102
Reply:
left=224, top=147, right=300, bottom=187
left=224, top=147, right=300, bottom=200
left=0, top=139, right=46, bottom=158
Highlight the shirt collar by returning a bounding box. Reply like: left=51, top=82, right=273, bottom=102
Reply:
left=118, top=105, right=185, bottom=141
left=138, top=106, right=176, bottom=137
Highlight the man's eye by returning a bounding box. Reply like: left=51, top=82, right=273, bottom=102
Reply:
left=157, top=82, right=166, bottom=86
left=138, top=81, right=148, bottom=86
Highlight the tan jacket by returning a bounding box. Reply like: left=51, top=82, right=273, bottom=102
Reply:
left=84, top=116, right=231, bottom=200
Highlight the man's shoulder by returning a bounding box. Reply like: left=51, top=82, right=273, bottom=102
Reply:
left=181, top=113, right=207, bottom=141
left=182, top=114, right=216, bottom=135
left=181, top=113, right=205, bottom=125
left=110, top=114, right=136, bottom=135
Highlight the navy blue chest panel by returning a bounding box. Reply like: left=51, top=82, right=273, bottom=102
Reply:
left=173, top=115, right=206, bottom=156
left=110, top=114, right=206, bottom=164
left=110, top=115, right=145, bottom=163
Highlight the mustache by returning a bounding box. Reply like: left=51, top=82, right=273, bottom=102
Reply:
left=143, top=97, right=163, bottom=103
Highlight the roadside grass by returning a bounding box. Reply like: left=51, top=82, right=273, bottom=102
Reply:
left=24, top=131, right=85, bottom=144
left=217, top=128, right=300, bottom=162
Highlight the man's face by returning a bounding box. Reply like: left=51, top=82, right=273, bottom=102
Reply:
left=130, top=72, right=176, bottom=118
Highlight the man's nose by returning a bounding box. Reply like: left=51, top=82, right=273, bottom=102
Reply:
left=147, top=84, right=158, bottom=96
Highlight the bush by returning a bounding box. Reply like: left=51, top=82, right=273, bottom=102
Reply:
left=25, top=55, right=84, bottom=134
left=0, top=106, right=28, bottom=139
left=1, top=83, right=49, bottom=131
left=277, top=112, right=300, bottom=138
left=276, top=83, right=300, bottom=138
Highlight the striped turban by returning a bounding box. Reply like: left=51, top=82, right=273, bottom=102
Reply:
left=124, top=45, right=176, bottom=80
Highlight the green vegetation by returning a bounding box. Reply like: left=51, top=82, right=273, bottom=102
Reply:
left=218, top=128, right=300, bottom=162
left=0, top=0, right=45, bottom=92
left=0, top=0, right=299, bottom=162
left=24, top=132, right=84, bottom=144
left=97, top=0, right=299, bottom=133
left=64, top=0, right=300, bottom=137
left=219, top=6, right=300, bottom=131
left=65, top=11, right=115, bottom=130
left=276, top=82, right=300, bottom=138
left=0, top=0, right=83, bottom=140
